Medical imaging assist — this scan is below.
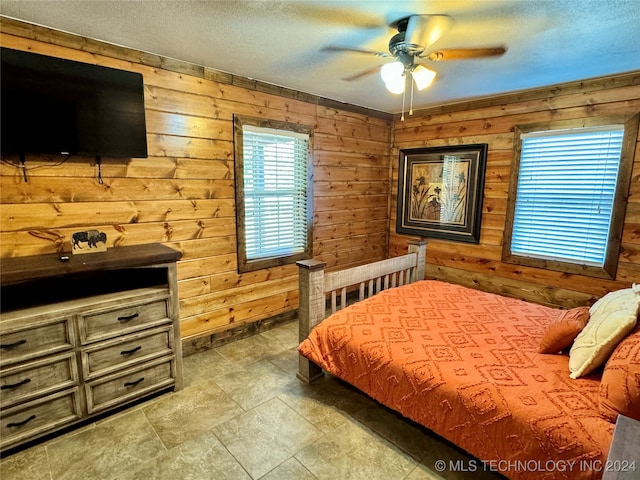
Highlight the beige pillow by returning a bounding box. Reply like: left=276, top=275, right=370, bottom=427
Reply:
left=589, top=286, right=637, bottom=316
left=569, top=286, right=640, bottom=379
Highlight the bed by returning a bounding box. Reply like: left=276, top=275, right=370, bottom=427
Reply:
left=296, top=241, right=638, bottom=480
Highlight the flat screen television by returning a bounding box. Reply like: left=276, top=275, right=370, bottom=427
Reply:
left=1, top=47, right=148, bottom=158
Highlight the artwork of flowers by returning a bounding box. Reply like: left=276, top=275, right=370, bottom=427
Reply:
left=397, top=145, right=487, bottom=244
left=409, top=155, right=470, bottom=225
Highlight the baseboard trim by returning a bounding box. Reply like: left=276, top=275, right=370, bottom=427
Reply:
left=181, top=310, right=298, bottom=357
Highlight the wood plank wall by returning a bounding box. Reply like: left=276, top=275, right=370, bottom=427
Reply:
left=0, top=19, right=392, bottom=348
left=390, top=72, right=640, bottom=307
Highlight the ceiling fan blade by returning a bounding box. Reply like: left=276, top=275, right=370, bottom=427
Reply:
left=341, top=65, right=383, bottom=82
left=425, top=47, right=507, bottom=61
left=321, top=45, right=389, bottom=57
left=404, top=14, right=454, bottom=50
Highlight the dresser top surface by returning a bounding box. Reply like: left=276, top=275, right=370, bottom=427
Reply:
left=0, top=244, right=182, bottom=286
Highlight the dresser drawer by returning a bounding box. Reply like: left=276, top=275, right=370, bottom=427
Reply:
left=78, top=295, right=169, bottom=344
left=85, top=357, right=175, bottom=414
left=0, top=352, right=78, bottom=409
left=0, top=318, right=74, bottom=368
left=0, top=388, right=82, bottom=450
left=81, top=326, right=174, bottom=381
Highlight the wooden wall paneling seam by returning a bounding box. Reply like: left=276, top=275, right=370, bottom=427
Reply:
left=393, top=99, right=640, bottom=143
left=392, top=71, right=640, bottom=121
left=0, top=200, right=236, bottom=232
left=393, top=86, right=640, bottom=130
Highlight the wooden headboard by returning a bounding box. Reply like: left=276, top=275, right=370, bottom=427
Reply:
left=295, top=240, right=427, bottom=383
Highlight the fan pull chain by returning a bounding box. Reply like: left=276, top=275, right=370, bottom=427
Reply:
left=400, top=75, right=407, bottom=122
left=409, top=78, right=414, bottom=116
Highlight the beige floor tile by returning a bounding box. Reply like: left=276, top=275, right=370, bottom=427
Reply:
left=0, top=445, right=50, bottom=480
left=118, top=429, right=251, bottom=480
left=353, top=402, right=446, bottom=461
left=213, top=397, right=322, bottom=479
left=258, top=320, right=299, bottom=350
left=266, top=346, right=299, bottom=374
left=46, top=409, right=166, bottom=480
left=260, top=457, right=318, bottom=480
left=215, top=333, right=286, bottom=367
left=214, top=359, right=297, bottom=410
left=182, top=348, right=240, bottom=387
left=295, top=419, right=417, bottom=480
left=279, top=374, right=372, bottom=433
left=351, top=398, right=505, bottom=479
left=142, top=380, right=244, bottom=450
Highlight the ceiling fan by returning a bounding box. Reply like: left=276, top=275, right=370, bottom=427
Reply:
left=323, top=14, right=506, bottom=115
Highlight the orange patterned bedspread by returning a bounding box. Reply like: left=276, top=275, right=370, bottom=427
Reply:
left=298, top=280, right=614, bottom=480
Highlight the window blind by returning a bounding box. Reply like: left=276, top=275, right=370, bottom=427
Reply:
left=242, top=125, right=309, bottom=261
left=512, top=125, right=624, bottom=266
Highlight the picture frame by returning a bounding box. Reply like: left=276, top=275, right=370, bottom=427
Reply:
left=396, top=144, right=488, bottom=244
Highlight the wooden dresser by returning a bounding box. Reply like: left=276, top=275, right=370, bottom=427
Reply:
left=0, top=244, right=183, bottom=452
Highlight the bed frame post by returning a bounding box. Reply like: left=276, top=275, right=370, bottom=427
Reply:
left=408, top=239, right=427, bottom=281
left=296, top=259, right=326, bottom=383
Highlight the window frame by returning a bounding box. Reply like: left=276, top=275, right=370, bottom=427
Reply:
left=233, top=114, right=313, bottom=273
left=502, top=114, right=638, bottom=279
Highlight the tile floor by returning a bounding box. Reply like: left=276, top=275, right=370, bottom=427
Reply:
left=0, top=320, right=504, bottom=480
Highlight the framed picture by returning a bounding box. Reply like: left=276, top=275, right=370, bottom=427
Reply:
left=396, top=144, right=488, bottom=244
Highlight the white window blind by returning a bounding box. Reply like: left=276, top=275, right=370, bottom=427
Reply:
left=512, top=125, right=624, bottom=266
left=242, top=125, right=309, bottom=261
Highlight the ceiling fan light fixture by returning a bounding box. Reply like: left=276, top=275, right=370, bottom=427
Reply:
left=381, top=61, right=405, bottom=94
left=411, top=65, right=436, bottom=90
left=384, top=77, right=405, bottom=94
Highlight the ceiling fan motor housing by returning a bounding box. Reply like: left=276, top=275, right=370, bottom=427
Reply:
left=388, top=31, right=423, bottom=65
left=389, top=15, right=426, bottom=63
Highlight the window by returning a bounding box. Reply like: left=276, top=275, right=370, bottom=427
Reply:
left=233, top=115, right=313, bottom=273
left=503, top=115, right=638, bottom=279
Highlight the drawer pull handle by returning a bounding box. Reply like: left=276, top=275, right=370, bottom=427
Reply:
left=1, top=378, right=31, bottom=390
left=117, top=313, right=140, bottom=323
left=0, top=339, right=27, bottom=350
left=120, top=346, right=142, bottom=356
left=124, top=377, right=145, bottom=388
left=7, top=414, right=36, bottom=428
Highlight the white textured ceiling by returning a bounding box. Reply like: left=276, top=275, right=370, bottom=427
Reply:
left=1, top=0, right=639, bottom=114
